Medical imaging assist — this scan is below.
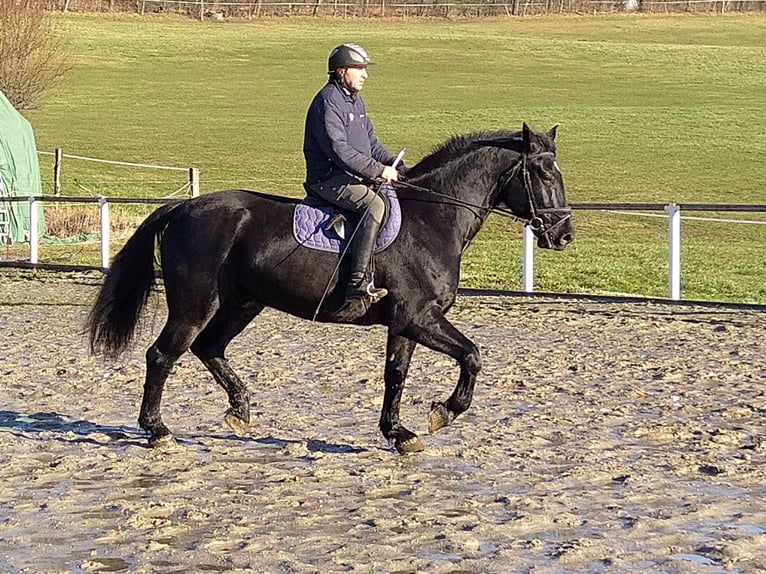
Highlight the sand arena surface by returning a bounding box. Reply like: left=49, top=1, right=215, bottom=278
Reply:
left=1, top=270, right=766, bottom=573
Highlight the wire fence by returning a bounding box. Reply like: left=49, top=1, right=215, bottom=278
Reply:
left=41, top=0, right=766, bottom=17
left=36, top=149, right=199, bottom=199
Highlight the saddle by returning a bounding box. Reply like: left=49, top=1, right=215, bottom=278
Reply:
left=292, top=182, right=402, bottom=254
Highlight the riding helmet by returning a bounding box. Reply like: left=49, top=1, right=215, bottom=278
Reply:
left=328, top=43, right=373, bottom=73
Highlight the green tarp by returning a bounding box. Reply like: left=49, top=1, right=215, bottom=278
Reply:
left=0, top=89, right=45, bottom=244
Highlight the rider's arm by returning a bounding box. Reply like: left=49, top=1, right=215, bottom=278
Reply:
left=319, top=100, right=386, bottom=181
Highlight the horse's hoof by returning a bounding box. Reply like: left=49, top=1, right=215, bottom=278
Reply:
left=428, top=402, right=453, bottom=433
left=395, top=435, right=425, bottom=454
left=148, top=433, right=176, bottom=450
left=224, top=412, right=249, bottom=437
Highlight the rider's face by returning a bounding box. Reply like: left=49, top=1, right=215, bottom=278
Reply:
left=339, top=66, right=368, bottom=93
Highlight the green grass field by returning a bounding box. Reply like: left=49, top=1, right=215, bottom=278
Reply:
left=22, top=13, right=766, bottom=303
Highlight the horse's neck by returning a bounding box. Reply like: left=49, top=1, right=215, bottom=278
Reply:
left=411, top=156, right=507, bottom=249
left=415, top=148, right=510, bottom=206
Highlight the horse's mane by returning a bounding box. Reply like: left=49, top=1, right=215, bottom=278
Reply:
left=407, top=130, right=520, bottom=179
left=406, top=128, right=555, bottom=180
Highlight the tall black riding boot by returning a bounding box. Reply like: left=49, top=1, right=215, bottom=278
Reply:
left=345, top=215, right=388, bottom=301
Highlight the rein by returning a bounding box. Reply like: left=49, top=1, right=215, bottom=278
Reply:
left=393, top=152, right=572, bottom=242
left=392, top=179, right=492, bottom=220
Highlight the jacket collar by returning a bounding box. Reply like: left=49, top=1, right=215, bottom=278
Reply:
left=329, top=77, right=357, bottom=101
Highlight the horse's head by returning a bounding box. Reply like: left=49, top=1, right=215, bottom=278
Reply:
left=476, top=124, right=574, bottom=251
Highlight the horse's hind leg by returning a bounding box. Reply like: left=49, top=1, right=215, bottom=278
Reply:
left=381, top=334, right=424, bottom=454
left=190, top=299, right=265, bottom=437
left=140, top=318, right=207, bottom=448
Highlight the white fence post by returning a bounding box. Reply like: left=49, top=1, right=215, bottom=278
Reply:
left=99, top=197, right=110, bottom=269
left=522, top=224, right=535, bottom=292
left=665, top=203, right=681, bottom=300
left=28, top=197, right=39, bottom=264
left=189, top=167, right=200, bottom=197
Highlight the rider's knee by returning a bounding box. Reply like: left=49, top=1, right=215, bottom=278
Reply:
left=367, top=193, right=386, bottom=224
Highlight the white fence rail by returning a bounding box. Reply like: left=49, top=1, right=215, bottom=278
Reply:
left=37, top=150, right=200, bottom=198
left=2, top=197, right=765, bottom=302
left=1, top=196, right=168, bottom=268
left=564, top=202, right=766, bottom=301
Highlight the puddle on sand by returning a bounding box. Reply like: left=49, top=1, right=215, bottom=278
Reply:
left=672, top=553, right=716, bottom=565
left=738, top=524, right=766, bottom=535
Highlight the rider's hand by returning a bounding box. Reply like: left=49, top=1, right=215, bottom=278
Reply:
left=381, top=165, right=399, bottom=182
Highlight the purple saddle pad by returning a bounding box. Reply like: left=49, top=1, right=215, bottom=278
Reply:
left=293, top=183, right=402, bottom=253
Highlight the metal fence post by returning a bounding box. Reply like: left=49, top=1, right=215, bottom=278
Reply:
left=665, top=203, right=681, bottom=300
left=29, top=197, right=39, bottom=264
left=522, top=224, right=535, bottom=292
left=99, top=197, right=110, bottom=269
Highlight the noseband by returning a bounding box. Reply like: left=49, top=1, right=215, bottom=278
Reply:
left=501, top=151, right=572, bottom=245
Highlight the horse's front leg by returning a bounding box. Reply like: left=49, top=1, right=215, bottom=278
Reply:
left=381, top=334, right=423, bottom=454
left=403, top=304, right=481, bottom=434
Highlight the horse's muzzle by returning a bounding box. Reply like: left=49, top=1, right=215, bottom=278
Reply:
left=535, top=211, right=574, bottom=251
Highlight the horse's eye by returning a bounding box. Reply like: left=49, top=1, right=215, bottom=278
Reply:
left=541, top=169, right=557, bottom=184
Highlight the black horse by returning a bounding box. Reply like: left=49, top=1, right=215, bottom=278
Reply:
left=87, top=123, right=574, bottom=454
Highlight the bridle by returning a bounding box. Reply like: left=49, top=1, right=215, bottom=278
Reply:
left=494, top=151, right=572, bottom=246
left=393, top=150, right=571, bottom=244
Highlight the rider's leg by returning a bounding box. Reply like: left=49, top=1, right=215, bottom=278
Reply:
left=306, top=177, right=388, bottom=300
left=345, top=212, right=387, bottom=300
left=338, top=184, right=387, bottom=300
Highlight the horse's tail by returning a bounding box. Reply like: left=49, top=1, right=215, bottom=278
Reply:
left=86, top=201, right=182, bottom=357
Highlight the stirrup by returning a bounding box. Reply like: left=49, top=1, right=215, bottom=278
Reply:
left=365, top=281, right=388, bottom=302
left=347, top=281, right=388, bottom=303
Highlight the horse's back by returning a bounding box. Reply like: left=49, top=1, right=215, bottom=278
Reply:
left=162, top=190, right=341, bottom=297
left=159, top=189, right=297, bottom=280
left=177, top=189, right=298, bottom=215
left=164, top=189, right=297, bottom=239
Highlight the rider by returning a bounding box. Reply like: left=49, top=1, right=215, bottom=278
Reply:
left=303, top=43, right=404, bottom=302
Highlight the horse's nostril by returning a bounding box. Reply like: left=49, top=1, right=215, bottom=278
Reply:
left=560, top=233, right=574, bottom=245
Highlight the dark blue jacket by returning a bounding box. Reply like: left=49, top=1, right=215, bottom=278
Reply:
left=303, top=78, right=396, bottom=184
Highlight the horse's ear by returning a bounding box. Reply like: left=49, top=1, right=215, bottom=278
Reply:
left=548, top=125, right=558, bottom=141
left=522, top=123, right=531, bottom=153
